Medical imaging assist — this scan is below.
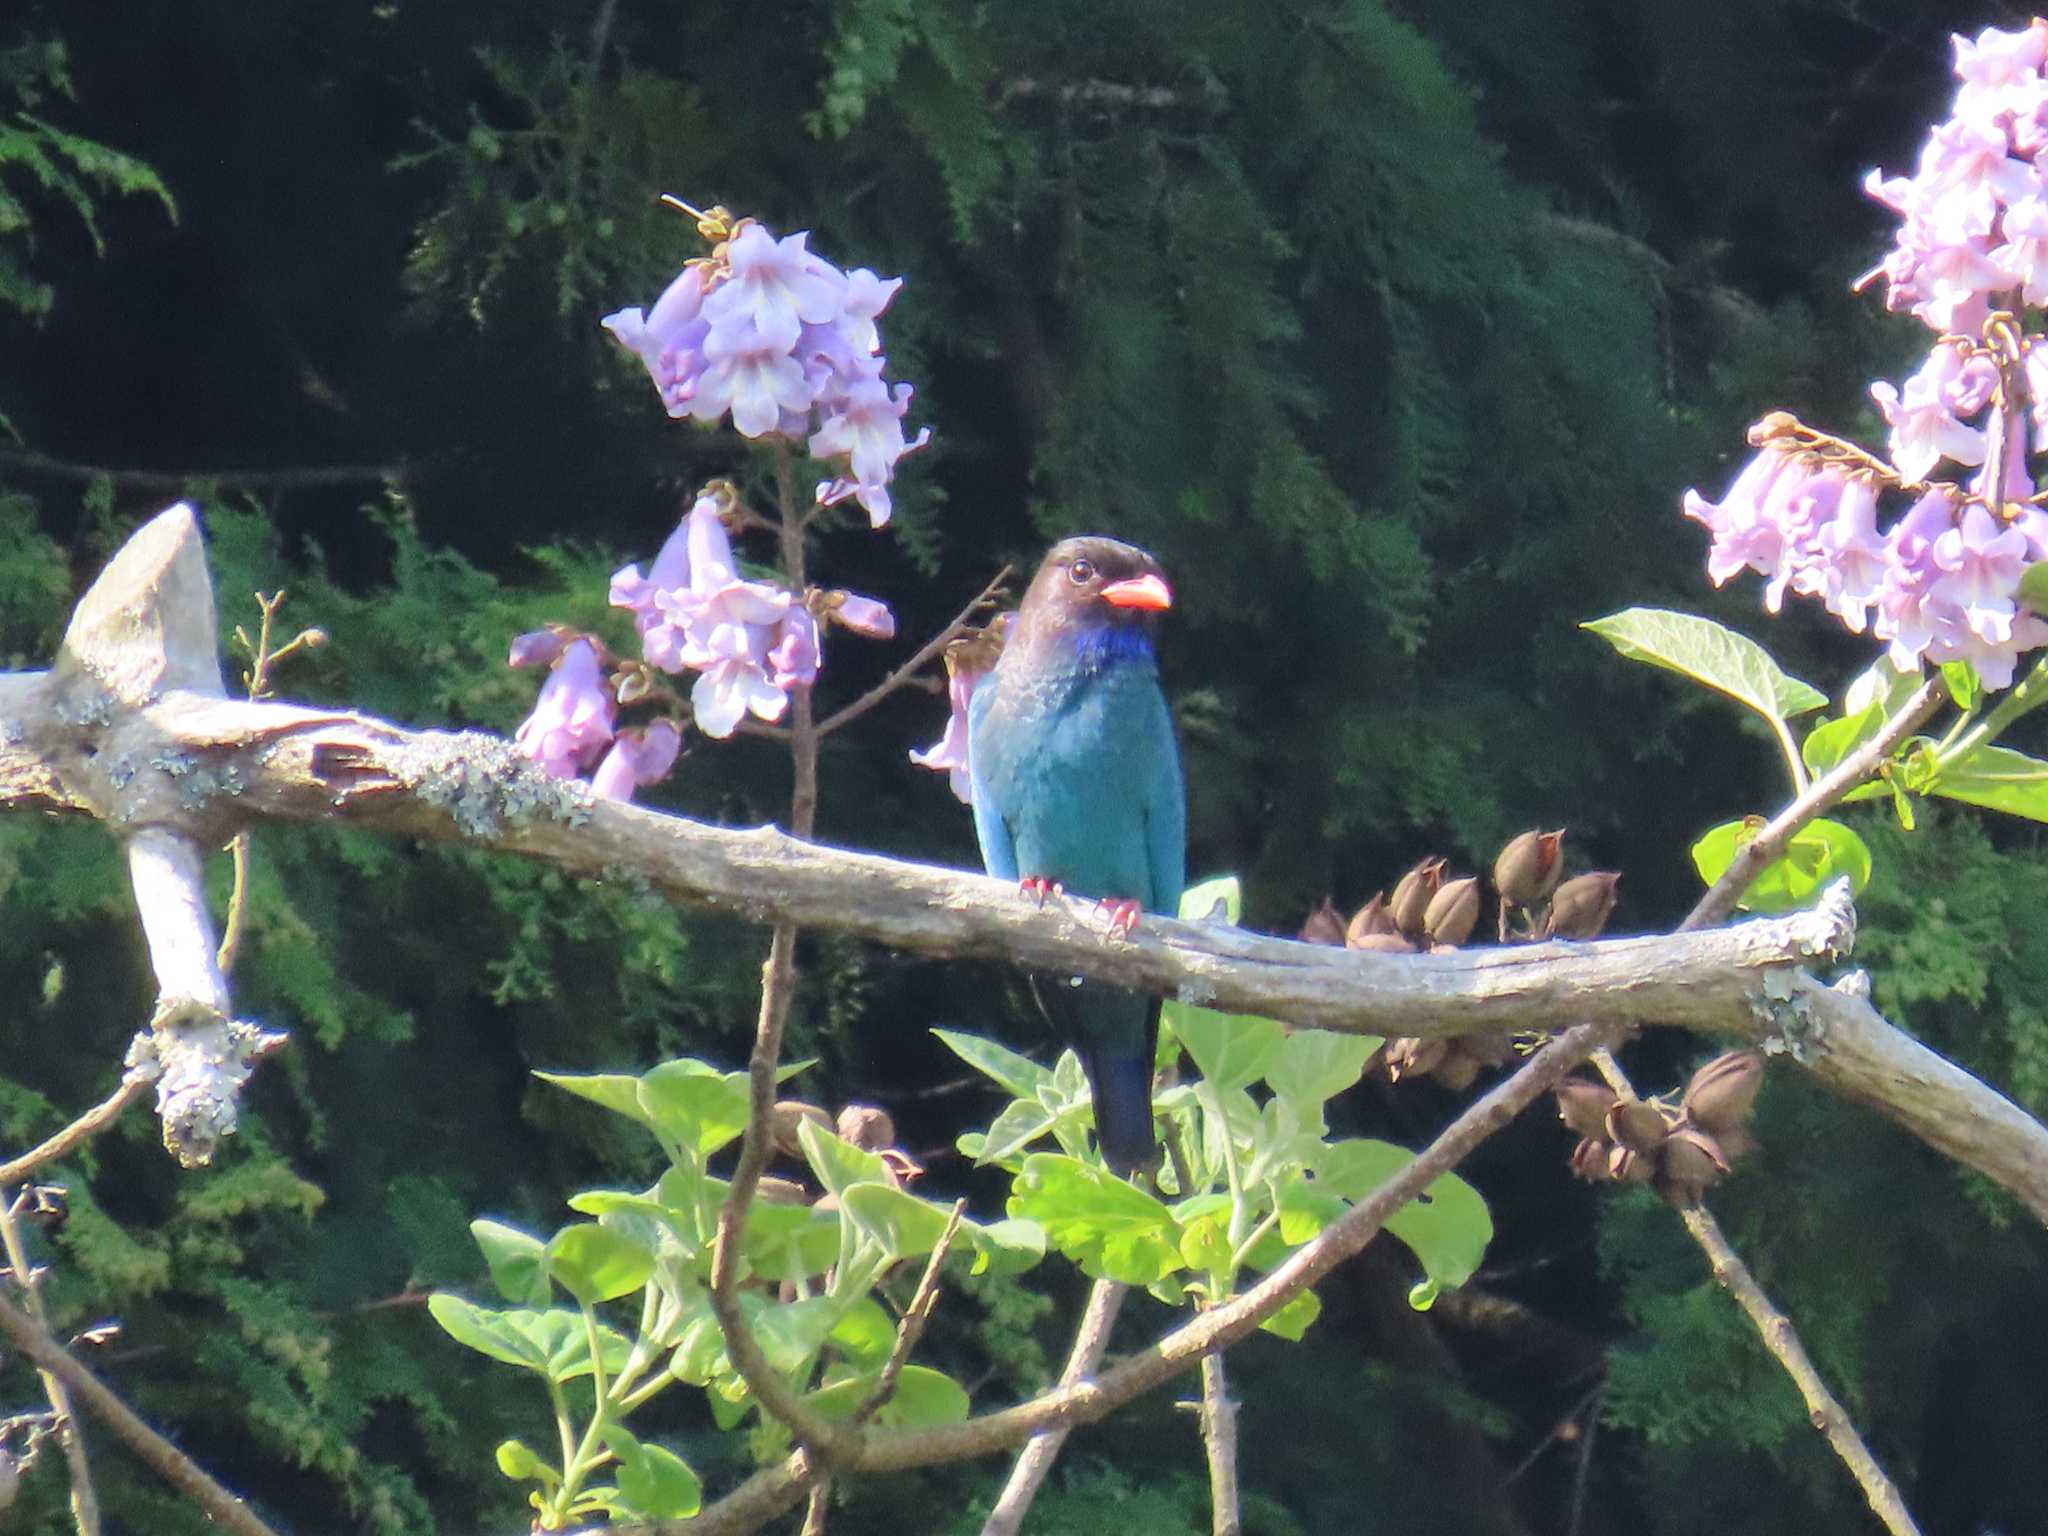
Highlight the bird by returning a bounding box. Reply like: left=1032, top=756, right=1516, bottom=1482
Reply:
left=967, top=535, right=1185, bottom=1175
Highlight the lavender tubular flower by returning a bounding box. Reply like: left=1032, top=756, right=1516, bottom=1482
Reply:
left=514, top=638, right=616, bottom=777
left=603, top=213, right=929, bottom=526
left=591, top=720, right=683, bottom=803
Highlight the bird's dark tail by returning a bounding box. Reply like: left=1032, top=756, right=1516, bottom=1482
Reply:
left=1028, top=974, right=1161, bottom=1176
left=1079, top=1037, right=1160, bottom=1175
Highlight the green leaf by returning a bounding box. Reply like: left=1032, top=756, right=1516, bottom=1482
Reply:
left=1178, top=875, right=1241, bottom=924
left=1583, top=608, right=1826, bottom=722
left=840, top=1184, right=955, bottom=1260
left=638, top=1063, right=751, bottom=1157
left=1007, top=1154, right=1184, bottom=1285
left=547, top=1223, right=655, bottom=1304
left=494, top=1439, right=557, bottom=1486
left=535, top=1071, right=654, bottom=1128
left=1274, top=1173, right=1347, bottom=1245
left=739, top=1294, right=837, bottom=1375
left=1927, top=744, right=2048, bottom=821
left=612, top=1438, right=701, bottom=1521
left=1259, top=1287, right=1323, bottom=1341
left=966, top=1216, right=1046, bottom=1276
left=1163, top=1001, right=1284, bottom=1093
left=470, top=1218, right=550, bottom=1306
left=932, top=1029, right=1050, bottom=1098
left=1800, top=701, right=1885, bottom=778
left=2019, top=560, right=2048, bottom=614
left=1942, top=661, right=1983, bottom=713
left=1178, top=1213, right=1231, bottom=1274
left=429, top=1294, right=549, bottom=1371
left=828, top=1297, right=896, bottom=1368
left=808, top=1364, right=970, bottom=1428
left=1313, top=1140, right=1491, bottom=1293
left=975, top=1098, right=1061, bottom=1164
left=669, top=1306, right=725, bottom=1386
left=1689, top=817, right=1872, bottom=912
left=741, top=1202, right=840, bottom=1281
left=1265, top=1030, right=1380, bottom=1106
left=797, top=1117, right=886, bottom=1195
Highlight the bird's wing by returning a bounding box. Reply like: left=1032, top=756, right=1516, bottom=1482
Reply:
left=967, top=680, right=1018, bottom=882
left=1140, top=685, right=1186, bottom=916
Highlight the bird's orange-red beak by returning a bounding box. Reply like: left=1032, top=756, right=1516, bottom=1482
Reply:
left=1099, top=573, right=1173, bottom=611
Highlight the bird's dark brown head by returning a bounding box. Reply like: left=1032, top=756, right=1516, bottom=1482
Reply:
left=1015, top=537, right=1173, bottom=652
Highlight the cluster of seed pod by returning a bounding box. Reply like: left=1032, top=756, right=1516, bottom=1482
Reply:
left=757, top=1099, right=922, bottom=1206
left=1554, top=1050, right=1763, bottom=1207
left=1298, top=831, right=1624, bottom=1090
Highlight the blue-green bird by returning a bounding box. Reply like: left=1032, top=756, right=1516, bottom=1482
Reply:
left=968, top=536, right=1185, bottom=1174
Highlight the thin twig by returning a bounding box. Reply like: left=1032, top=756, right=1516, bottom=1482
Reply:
left=1198, top=1350, right=1240, bottom=1536
left=1686, top=677, right=1947, bottom=929
left=1589, top=1049, right=1919, bottom=1535
left=800, top=1484, right=829, bottom=1536
left=0, top=1288, right=282, bottom=1536
left=980, top=1279, right=1126, bottom=1536
left=0, top=447, right=403, bottom=492
left=817, top=566, right=1012, bottom=737
left=0, top=1191, right=101, bottom=1536
left=853, top=1202, right=963, bottom=1427
left=1566, top=1384, right=1601, bottom=1536
left=0, top=1077, right=150, bottom=1188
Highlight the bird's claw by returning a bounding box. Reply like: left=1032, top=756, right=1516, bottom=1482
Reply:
left=1098, top=898, right=1143, bottom=940
left=1020, top=876, right=1064, bottom=908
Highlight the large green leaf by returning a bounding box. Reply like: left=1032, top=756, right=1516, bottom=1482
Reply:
left=1584, top=608, right=1826, bottom=722
left=1265, top=1030, right=1381, bottom=1106
left=426, top=1297, right=631, bottom=1380
left=807, top=1364, right=971, bottom=1428
left=546, top=1223, right=655, bottom=1304
left=1312, top=1140, right=1491, bottom=1299
left=1007, top=1154, right=1183, bottom=1285
left=741, top=1203, right=840, bottom=1282
left=534, top=1071, right=654, bottom=1128
left=606, top=1429, right=701, bottom=1522
left=1163, top=1001, right=1284, bottom=1093
left=840, top=1183, right=955, bottom=1259
left=932, top=1028, right=1051, bottom=1099
left=1927, top=745, right=2048, bottom=821
left=470, top=1218, right=550, bottom=1306
left=796, top=1117, right=886, bottom=1195
left=1689, top=817, right=1871, bottom=911
left=1178, top=874, right=1242, bottom=924
left=638, top=1063, right=752, bottom=1157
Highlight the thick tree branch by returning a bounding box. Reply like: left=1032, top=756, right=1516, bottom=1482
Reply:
left=1, top=508, right=2042, bottom=1214
left=0, top=1289, right=283, bottom=1536
left=0, top=446, right=404, bottom=493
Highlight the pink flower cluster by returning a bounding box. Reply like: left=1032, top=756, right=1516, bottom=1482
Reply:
left=602, top=220, right=931, bottom=527
left=1686, top=444, right=2048, bottom=688
left=609, top=492, right=895, bottom=739
left=509, top=634, right=683, bottom=802
left=1862, top=21, right=2048, bottom=333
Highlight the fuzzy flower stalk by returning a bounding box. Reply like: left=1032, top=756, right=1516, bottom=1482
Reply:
left=1686, top=19, right=2048, bottom=688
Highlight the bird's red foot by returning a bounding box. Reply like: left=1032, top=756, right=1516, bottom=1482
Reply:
left=1098, top=898, right=1143, bottom=939
left=1020, top=876, right=1064, bottom=908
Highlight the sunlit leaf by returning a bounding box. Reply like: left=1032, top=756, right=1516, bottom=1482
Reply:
left=932, top=1028, right=1050, bottom=1099
left=470, top=1218, right=549, bottom=1306
left=1689, top=817, right=1871, bottom=911
left=1007, top=1154, right=1183, bottom=1285
left=1927, top=744, right=2048, bottom=822
left=1584, top=608, right=1825, bottom=721
left=1312, top=1140, right=1491, bottom=1293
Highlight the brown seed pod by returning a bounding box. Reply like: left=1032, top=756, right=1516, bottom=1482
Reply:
left=1714, top=1125, right=1760, bottom=1165
left=1555, top=1078, right=1618, bottom=1140
left=755, top=1176, right=810, bottom=1206
left=1434, top=1047, right=1484, bottom=1093
left=1389, top=858, right=1447, bottom=941
left=1423, top=876, right=1482, bottom=948
left=1570, top=1137, right=1613, bottom=1181
left=1461, top=1030, right=1514, bottom=1069
left=1605, top=1099, right=1672, bottom=1155
left=1683, top=1050, right=1765, bottom=1134
left=1608, top=1144, right=1655, bottom=1184
left=1385, top=1036, right=1448, bottom=1082
left=1544, top=872, right=1622, bottom=939
left=837, top=1103, right=896, bottom=1151
left=771, top=1100, right=834, bottom=1158
left=1657, top=1127, right=1732, bottom=1206
left=1494, top=829, right=1567, bottom=907
left=1346, top=892, right=1396, bottom=943
left=1349, top=931, right=1416, bottom=954
left=1298, top=898, right=1347, bottom=946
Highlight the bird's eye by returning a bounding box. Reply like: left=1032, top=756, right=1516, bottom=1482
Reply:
left=1068, top=558, right=1095, bottom=585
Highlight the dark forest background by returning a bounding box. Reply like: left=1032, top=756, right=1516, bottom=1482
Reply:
left=4, top=1, right=2048, bottom=1532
